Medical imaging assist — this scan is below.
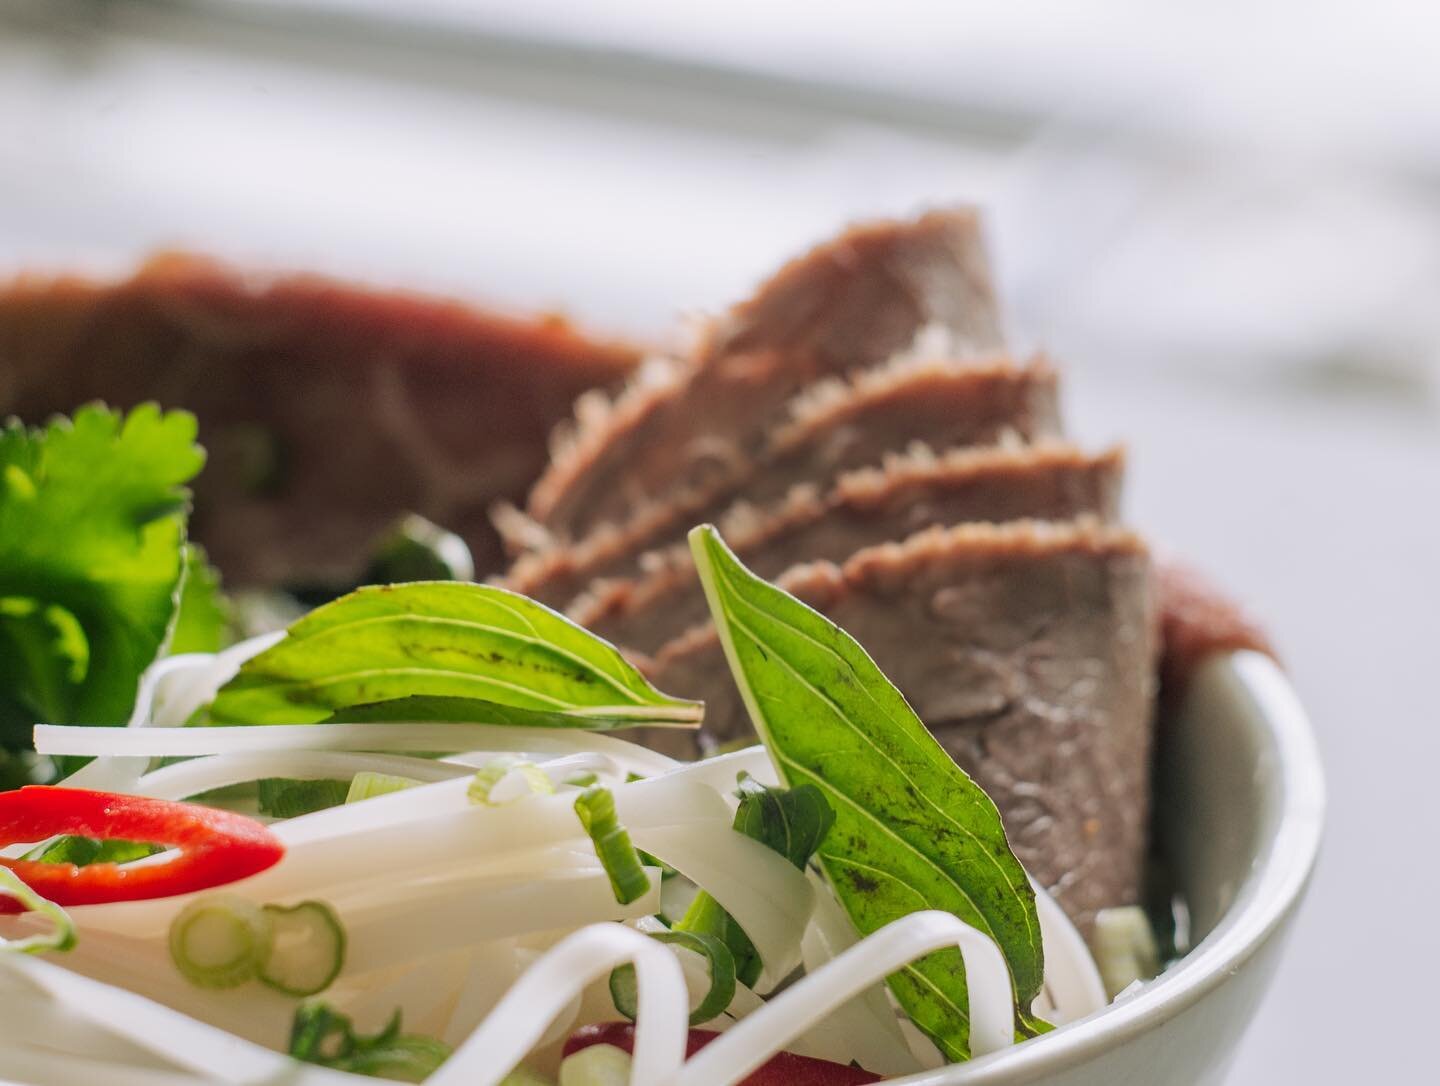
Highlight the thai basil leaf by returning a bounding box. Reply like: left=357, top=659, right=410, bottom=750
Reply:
left=257, top=778, right=351, bottom=818
left=689, top=524, right=1046, bottom=1060
left=208, top=582, right=702, bottom=728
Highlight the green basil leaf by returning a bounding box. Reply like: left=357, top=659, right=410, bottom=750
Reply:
left=257, top=778, right=351, bottom=818
left=207, top=582, right=702, bottom=728
left=689, top=524, right=1045, bottom=1060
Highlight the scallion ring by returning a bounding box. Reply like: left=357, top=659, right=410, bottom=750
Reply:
left=609, top=929, right=737, bottom=1026
left=0, top=868, right=77, bottom=954
left=168, top=894, right=272, bottom=989
left=259, top=900, right=347, bottom=997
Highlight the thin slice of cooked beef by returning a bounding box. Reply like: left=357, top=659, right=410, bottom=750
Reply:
left=503, top=353, right=1060, bottom=607
left=523, top=209, right=1003, bottom=540
left=574, top=443, right=1124, bottom=655
left=643, top=519, right=1158, bottom=934
left=0, top=254, right=639, bottom=585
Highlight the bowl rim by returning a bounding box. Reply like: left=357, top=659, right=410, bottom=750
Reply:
left=893, top=650, right=1326, bottom=1084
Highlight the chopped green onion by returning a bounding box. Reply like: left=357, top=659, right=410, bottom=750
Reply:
left=558, top=1044, right=631, bottom=1086
left=0, top=867, right=77, bottom=954
left=289, top=1003, right=451, bottom=1082
left=609, top=929, right=736, bottom=1026
left=469, top=756, right=555, bottom=807
left=573, top=787, right=649, bottom=905
left=564, top=771, right=599, bottom=787
left=258, top=901, right=347, bottom=997
left=168, top=894, right=272, bottom=989
left=1092, top=906, right=1161, bottom=998
left=346, top=771, right=420, bottom=804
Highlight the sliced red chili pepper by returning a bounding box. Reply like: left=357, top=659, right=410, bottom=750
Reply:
left=0, top=786, right=284, bottom=913
left=564, top=1022, right=885, bottom=1084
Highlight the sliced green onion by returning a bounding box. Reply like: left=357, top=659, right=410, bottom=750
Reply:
left=469, top=756, right=556, bottom=807
left=609, top=929, right=736, bottom=1026
left=558, top=1044, right=632, bottom=1086
left=1092, top=906, right=1161, bottom=998
left=0, top=867, right=77, bottom=954
left=346, top=771, right=420, bottom=804
left=564, top=771, right=599, bottom=787
left=168, top=894, right=272, bottom=988
left=573, top=787, right=649, bottom=905
left=500, top=1066, right=556, bottom=1085
left=258, top=901, right=347, bottom=997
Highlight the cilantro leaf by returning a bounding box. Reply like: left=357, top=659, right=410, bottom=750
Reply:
left=168, top=543, right=229, bottom=656
left=0, top=404, right=205, bottom=738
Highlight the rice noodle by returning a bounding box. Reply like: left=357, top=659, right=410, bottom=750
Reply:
left=427, top=924, right=689, bottom=1086
left=797, top=872, right=919, bottom=1075
left=132, top=750, right=474, bottom=800
left=628, top=821, right=814, bottom=989
left=1030, top=878, right=1107, bottom=1022
left=0, top=952, right=356, bottom=1084
left=677, top=911, right=1016, bottom=1085
left=35, top=721, right=681, bottom=776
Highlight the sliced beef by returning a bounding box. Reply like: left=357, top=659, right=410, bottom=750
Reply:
left=523, top=209, right=1003, bottom=541
left=1156, top=559, right=1276, bottom=704
left=504, top=353, right=1060, bottom=607
left=642, top=519, right=1159, bottom=933
left=0, top=254, right=639, bottom=585
left=575, top=443, right=1124, bottom=655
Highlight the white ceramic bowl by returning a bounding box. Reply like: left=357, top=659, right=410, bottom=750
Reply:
left=892, top=650, right=1325, bottom=1086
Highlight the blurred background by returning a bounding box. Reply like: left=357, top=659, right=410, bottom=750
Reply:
left=2, top=1, right=1435, bottom=1079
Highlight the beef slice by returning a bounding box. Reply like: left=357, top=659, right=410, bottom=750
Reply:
left=575, top=442, right=1124, bottom=655
left=0, top=254, right=639, bottom=585
left=524, top=209, right=1003, bottom=540
left=642, top=518, right=1159, bottom=933
left=503, top=353, right=1059, bottom=608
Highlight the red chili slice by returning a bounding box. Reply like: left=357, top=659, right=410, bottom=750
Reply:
left=0, top=786, right=285, bottom=913
left=564, top=1022, right=885, bottom=1084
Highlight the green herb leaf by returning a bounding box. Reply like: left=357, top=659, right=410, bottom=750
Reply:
left=207, top=582, right=702, bottom=729
left=288, top=1004, right=450, bottom=1083
left=0, top=404, right=204, bottom=740
left=675, top=774, right=834, bottom=988
left=689, top=524, right=1046, bottom=1060
left=168, top=543, right=229, bottom=655
left=24, top=835, right=163, bottom=866
left=257, top=778, right=351, bottom=818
